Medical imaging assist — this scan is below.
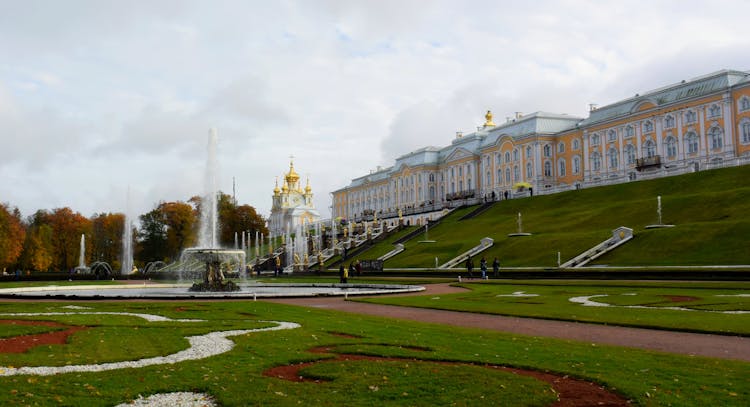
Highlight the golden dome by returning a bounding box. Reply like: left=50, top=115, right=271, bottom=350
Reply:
left=305, top=177, right=312, bottom=194
left=273, top=177, right=280, bottom=196
left=281, top=179, right=289, bottom=193
left=285, top=160, right=300, bottom=185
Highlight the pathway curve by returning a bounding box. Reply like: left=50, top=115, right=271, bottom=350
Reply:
left=267, top=283, right=750, bottom=362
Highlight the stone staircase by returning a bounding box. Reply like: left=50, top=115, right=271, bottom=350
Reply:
left=439, top=237, right=494, bottom=269
left=560, top=226, right=634, bottom=268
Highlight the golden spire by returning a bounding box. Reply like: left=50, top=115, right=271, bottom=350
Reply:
left=285, top=158, right=300, bottom=186
left=273, top=177, right=280, bottom=196
left=305, top=176, right=312, bottom=194
left=484, top=110, right=495, bottom=127
left=281, top=177, right=289, bottom=193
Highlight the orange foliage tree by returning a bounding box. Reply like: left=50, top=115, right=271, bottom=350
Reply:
left=0, top=203, right=26, bottom=271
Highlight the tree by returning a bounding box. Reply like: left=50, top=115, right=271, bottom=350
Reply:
left=46, top=208, right=91, bottom=271
left=137, top=207, right=168, bottom=263
left=91, top=213, right=125, bottom=270
left=217, top=193, right=268, bottom=247
left=0, top=203, right=26, bottom=271
left=19, top=223, right=54, bottom=272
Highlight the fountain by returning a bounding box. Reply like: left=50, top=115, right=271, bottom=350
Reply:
left=182, top=129, right=245, bottom=292
left=507, top=212, right=532, bottom=237
left=121, top=187, right=134, bottom=275
left=74, top=234, right=90, bottom=274
left=645, top=195, right=675, bottom=229
left=418, top=222, right=436, bottom=243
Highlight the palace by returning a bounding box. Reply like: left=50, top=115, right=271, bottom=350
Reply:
left=332, top=69, right=750, bottom=224
left=268, top=159, right=321, bottom=236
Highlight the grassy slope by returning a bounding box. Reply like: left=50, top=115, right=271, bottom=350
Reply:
left=356, top=165, right=750, bottom=267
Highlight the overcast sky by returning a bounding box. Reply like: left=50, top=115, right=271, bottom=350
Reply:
left=1, top=0, right=749, bottom=221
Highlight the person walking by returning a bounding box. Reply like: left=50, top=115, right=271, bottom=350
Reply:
left=480, top=257, right=487, bottom=280
left=465, top=256, right=474, bottom=279
left=355, top=259, right=362, bottom=276
left=339, top=264, right=345, bottom=283
left=492, top=257, right=500, bottom=278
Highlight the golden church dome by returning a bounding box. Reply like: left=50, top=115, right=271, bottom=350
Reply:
left=285, top=160, right=300, bottom=185
left=273, top=177, right=280, bottom=196
left=305, top=177, right=312, bottom=194
left=281, top=179, right=289, bottom=193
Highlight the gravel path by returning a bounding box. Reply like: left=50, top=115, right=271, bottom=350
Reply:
left=267, top=283, right=750, bottom=362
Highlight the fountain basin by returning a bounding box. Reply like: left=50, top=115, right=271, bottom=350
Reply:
left=0, top=283, right=425, bottom=300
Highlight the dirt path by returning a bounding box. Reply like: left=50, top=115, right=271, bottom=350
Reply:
left=267, top=283, right=750, bottom=362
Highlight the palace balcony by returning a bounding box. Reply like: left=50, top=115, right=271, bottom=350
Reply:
left=636, top=155, right=661, bottom=170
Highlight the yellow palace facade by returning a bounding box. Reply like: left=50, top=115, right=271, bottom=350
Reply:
left=332, top=69, right=750, bottom=223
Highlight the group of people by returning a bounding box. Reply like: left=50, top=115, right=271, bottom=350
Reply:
left=338, top=260, right=362, bottom=283
left=464, top=255, right=500, bottom=279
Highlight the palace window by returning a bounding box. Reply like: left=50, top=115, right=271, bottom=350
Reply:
left=740, top=97, right=750, bottom=112
left=558, top=142, right=565, bottom=153
left=665, top=136, right=677, bottom=158
left=685, top=132, right=699, bottom=154
left=558, top=159, right=566, bottom=177
left=664, top=115, right=675, bottom=128
left=497, top=169, right=502, bottom=184
left=573, top=139, right=580, bottom=150
left=505, top=168, right=511, bottom=183
left=608, top=148, right=619, bottom=169
left=513, top=149, right=520, bottom=161
left=573, top=156, right=580, bottom=174
left=710, top=127, right=723, bottom=149
left=513, top=166, right=520, bottom=182
left=591, top=152, right=602, bottom=172
left=505, top=151, right=511, bottom=163
left=743, top=120, right=750, bottom=144
left=685, top=110, right=697, bottom=123
left=625, top=144, right=636, bottom=165
left=526, top=146, right=532, bottom=158
left=643, top=140, right=656, bottom=158
left=496, top=153, right=501, bottom=165
left=543, top=144, right=551, bottom=157
left=708, top=104, right=721, bottom=118
left=643, top=121, right=654, bottom=133
left=485, top=156, right=490, bottom=167
left=625, top=126, right=634, bottom=138
left=458, top=166, right=462, bottom=177
left=526, top=162, right=532, bottom=178
left=591, top=133, right=600, bottom=145
left=543, top=161, right=552, bottom=177
left=485, top=171, right=490, bottom=186
left=609, top=129, right=618, bottom=141
left=458, top=180, right=463, bottom=191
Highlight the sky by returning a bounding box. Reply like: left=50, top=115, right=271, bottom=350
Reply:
left=1, top=0, right=749, bottom=221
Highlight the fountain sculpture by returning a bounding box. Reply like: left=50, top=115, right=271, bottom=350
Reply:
left=183, top=129, right=245, bottom=292
left=507, top=212, right=532, bottom=237
left=645, top=195, right=675, bottom=229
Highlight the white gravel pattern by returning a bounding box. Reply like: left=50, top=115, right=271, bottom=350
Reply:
left=569, top=294, right=750, bottom=314
left=0, top=311, right=204, bottom=322
left=496, top=291, right=539, bottom=297
left=0, top=314, right=300, bottom=376
left=114, top=391, right=216, bottom=407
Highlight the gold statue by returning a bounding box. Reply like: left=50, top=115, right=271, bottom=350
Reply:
left=484, top=110, right=495, bottom=127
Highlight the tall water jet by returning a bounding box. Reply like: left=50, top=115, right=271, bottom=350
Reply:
left=121, top=187, right=134, bottom=275
left=198, top=128, right=219, bottom=249
left=78, top=234, right=86, bottom=269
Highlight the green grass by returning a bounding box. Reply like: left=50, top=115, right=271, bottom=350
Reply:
left=353, top=165, right=750, bottom=267
left=0, top=299, right=747, bottom=405
left=0, top=324, right=66, bottom=339
left=358, top=280, right=750, bottom=335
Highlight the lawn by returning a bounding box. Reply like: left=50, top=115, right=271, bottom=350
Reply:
left=0, top=298, right=748, bottom=405
left=358, top=280, right=750, bottom=335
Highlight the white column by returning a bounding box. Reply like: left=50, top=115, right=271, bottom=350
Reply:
left=676, top=112, right=684, bottom=161
left=534, top=142, right=542, bottom=185
left=618, top=128, right=625, bottom=172
left=724, top=93, right=734, bottom=154
left=698, top=107, right=707, bottom=157
left=583, top=131, right=590, bottom=181
left=635, top=123, right=642, bottom=158
left=655, top=117, right=663, bottom=158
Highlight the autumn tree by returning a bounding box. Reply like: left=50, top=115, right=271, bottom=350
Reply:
left=19, top=223, right=54, bottom=272
left=217, top=193, right=268, bottom=247
left=137, top=201, right=197, bottom=263
left=0, top=203, right=26, bottom=271
left=45, top=208, right=92, bottom=271
left=90, top=213, right=125, bottom=270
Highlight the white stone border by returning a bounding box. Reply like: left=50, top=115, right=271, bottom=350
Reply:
left=0, top=311, right=300, bottom=376
left=115, top=392, right=216, bottom=407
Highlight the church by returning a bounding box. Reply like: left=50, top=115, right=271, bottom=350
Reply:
left=268, top=159, right=321, bottom=236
